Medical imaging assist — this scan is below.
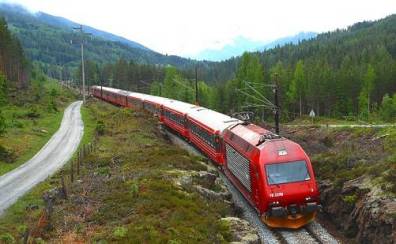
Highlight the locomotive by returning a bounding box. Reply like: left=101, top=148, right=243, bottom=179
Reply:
left=90, top=85, right=321, bottom=229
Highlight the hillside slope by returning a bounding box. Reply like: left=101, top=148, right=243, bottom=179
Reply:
left=0, top=3, right=195, bottom=71
left=0, top=100, right=243, bottom=243
left=206, top=14, right=396, bottom=117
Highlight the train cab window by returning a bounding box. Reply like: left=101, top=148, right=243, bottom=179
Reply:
left=265, top=160, right=310, bottom=185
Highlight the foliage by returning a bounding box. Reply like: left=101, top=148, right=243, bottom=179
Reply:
left=0, top=100, right=232, bottom=242
left=379, top=93, right=396, bottom=122
left=156, top=66, right=195, bottom=103
left=0, top=16, right=29, bottom=87
left=288, top=60, right=306, bottom=116
left=0, top=72, right=7, bottom=106
left=0, top=233, right=15, bottom=244
left=210, top=15, right=396, bottom=119
left=95, top=120, right=105, bottom=135
left=0, top=78, right=76, bottom=175
left=358, top=64, right=376, bottom=120
left=0, top=110, right=6, bottom=135
left=0, top=4, right=198, bottom=81
left=112, top=226, right=128, bottom=239
left=343, top=194, right=358, bottom=205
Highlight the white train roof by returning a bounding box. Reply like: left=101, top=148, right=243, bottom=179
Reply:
left=93, top=86, right=241, bottom=132
left=187, top=107, right=241, bottom=132
left=100, top=86, right=123, bottom=94
left=143, top=94, right=171, bottom=104
left=127, top=91, right=147, bottom=99
left=162, top=99, right=200, bottom=114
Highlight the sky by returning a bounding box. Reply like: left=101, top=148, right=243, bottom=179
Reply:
left=1, top=0, right=396, bottom=56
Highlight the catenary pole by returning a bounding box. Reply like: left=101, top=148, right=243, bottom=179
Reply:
left=274, top=74, right=280, bottom=135
left=73, top=25, right=91, bottom=104
left=195, top=65, right=198, bottom=105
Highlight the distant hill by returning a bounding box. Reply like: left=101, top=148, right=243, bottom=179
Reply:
left=192, top=32, right=317, bottom=61
left=0, top=3, right=196, bottom=71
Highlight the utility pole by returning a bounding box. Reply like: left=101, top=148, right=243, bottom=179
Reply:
left=73, top=25, right=91, bottom=104
left=273, top=74, right=280, bottom=135
left=195, top=65, right=198, bottom=105
left=100, top=79, right=103, bottom=98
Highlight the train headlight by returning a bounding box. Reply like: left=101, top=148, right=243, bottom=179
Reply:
left=270, top=201, right=280, bottom=206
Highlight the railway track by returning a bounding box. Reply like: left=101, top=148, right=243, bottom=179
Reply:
left=164, top=127, right=340, bottom=244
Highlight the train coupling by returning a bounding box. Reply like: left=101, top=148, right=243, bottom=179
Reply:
left=263, top=202, right=320, bottom=229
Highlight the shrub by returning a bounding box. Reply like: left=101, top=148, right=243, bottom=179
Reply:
left=112, top=226, right=127, bottom=239
left=130, top=181, right=139, bottom=197
left=168, top=240, right=182, bottom=244
left=379, top=93, right=396, bottom=122
left=26, top=106, right=40, bottom=118
left=0, top=145, right=15, bottom=163
left=16, top=224, right=27, bottom=234
left=343, top=194, right=358, bottom=205
left=47, top=99, right=58, bottom=113
left=383, top=164, right=396, bottom=194
left=0, top=233, right=15, bottom=244
left=35, top=238, right=46, bottom=244
left=96, top=120, right=105, bottom=135
left=50, top=88, right=58, bottom=97
left=0, top=110, right=6, bottom=135
left=0, top=72, right=7, bottom=106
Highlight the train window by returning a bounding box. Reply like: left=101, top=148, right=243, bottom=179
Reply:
left=164, top=110, right=185, bottom=127
left=189, top=122, right=219, bottom=150
left=265, top=160, right=310, bottom=185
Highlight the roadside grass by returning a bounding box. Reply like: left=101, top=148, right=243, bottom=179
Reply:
left=0, top=99, right=232, bottom=243
left=0, top=79, right=77, bottom=175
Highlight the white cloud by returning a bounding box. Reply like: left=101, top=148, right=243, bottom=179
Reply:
left=2, top=0, right=396, bottom=56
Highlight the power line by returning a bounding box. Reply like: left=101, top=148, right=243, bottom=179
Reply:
left=243, top=80, right=274, bottom=106
left=236, top=88, right=268, bottom=104
left=172, top=78, right=195, bottom=91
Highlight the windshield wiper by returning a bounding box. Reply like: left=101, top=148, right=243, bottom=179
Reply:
left=268, top=175, right=281, bottom=188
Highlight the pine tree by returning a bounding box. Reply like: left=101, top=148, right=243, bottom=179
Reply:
left=359, top=64, right=376, bottom=120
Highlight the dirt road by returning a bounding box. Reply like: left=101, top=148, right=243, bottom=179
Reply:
left=0, top=101, right=84, bottom=215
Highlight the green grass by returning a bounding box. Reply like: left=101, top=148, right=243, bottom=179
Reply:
left=0, top=79, right=77, bottom=175
left=80, top=102, right=97, bottom=146
left=0, top=99, right=232, bottom=243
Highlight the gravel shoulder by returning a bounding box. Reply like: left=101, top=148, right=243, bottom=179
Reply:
left=0, top=101, right=84, bottom=215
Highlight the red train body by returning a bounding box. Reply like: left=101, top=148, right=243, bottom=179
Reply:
left=90, top=85, right=321, bottom=229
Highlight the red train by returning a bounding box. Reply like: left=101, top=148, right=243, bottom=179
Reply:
left=90, top=85, right=321, bottom=229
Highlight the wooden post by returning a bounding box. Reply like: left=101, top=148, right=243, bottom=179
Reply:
left=70, top=159, right=74, bottom=183
left=61, top=174, right=67, bottom=199
left=23, top=228, right=29, bottom=244
left=77, top=153, right=80, bottom=176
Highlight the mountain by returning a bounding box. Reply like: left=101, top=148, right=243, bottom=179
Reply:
left=257, top=32, right=317, bottom=51
left=192, top=32, right=317, bottom=61
left=34, top=11, right=150, bottom=51
left=193, top=36, right=265, bottom=61
left=0, top=3, right=196, bottom=71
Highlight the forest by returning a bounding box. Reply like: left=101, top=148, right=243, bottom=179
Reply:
left=78, top=14, right=396, bottom=122
left=0, top=17, right=29, bottom=89
left=1, top=5, right=396, bottom=123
